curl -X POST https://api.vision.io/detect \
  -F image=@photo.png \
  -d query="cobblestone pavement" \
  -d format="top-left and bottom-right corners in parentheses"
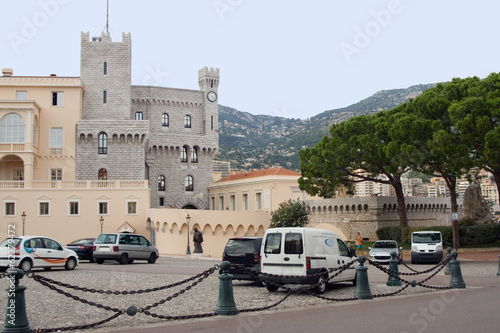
top-left (0, 254), bottom-right (498, 333)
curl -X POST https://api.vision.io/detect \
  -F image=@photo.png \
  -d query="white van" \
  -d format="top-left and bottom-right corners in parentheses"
top-left (410, 231), bottom-right (443, 264)
top-left (259, 227), bottom-right (357, 293)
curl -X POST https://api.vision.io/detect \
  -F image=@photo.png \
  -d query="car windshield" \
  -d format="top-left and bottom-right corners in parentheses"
top-left (373, 241), bottom-right (397, 249)
top-left (0, 238), bottom-right (21, 247)
top-left (68, 239), bottom-right (93, 245)
top-left (225, 239), bottom-right (256, 255)
top-left (413, 233), bottom-right (441, 244)
top-left (96, 234), bottom-right (117, 244)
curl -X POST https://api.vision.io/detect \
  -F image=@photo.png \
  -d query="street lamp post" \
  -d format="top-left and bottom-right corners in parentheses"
top-left (21, 211), bottom-right (26, 236)
top-left (99, 216), bottom-right (104, 234)
top-left (186, 214), bottom-right (191, 255)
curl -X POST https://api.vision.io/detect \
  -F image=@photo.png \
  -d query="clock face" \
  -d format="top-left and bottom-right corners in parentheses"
top-left (207, 91), bottom-right (217, 102)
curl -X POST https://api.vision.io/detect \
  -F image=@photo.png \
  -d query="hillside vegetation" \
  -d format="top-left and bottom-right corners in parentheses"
top-left (216, 83), bottom-right (436, 171)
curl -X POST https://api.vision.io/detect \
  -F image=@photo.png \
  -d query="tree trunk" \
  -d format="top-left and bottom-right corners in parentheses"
top-left (392, 177), bottom-right (408, 231)
top-left (492, 170), bottom-right (500, 207)
top-left (445, 176), bottom-right (461, 248)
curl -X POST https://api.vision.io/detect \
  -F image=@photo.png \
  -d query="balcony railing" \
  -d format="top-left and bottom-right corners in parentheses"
top-left (0, 143), bottom-right (38, 154)
top-left (0, 180), bottom-right (148, 189)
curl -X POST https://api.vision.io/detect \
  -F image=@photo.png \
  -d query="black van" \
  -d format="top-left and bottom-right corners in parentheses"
top-left (221, 237), bottom-right (264, 286)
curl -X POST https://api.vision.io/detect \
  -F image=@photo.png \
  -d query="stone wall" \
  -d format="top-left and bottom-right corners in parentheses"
top-left (306, 196), bottom-right (462, 241)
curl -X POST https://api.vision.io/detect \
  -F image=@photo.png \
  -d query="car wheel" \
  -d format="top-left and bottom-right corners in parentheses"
top-left (20, 259), bottom-right (32, 273)
top-left (313, 274), bottom-right (327, 294)
top-left (265, 282), bottom-right (279, 292)
top-left (147, 253), bottom-right (157, 264)
top-left (96, 258), bottom-right (104, 264)
top-left (127, 260), bottom-right (134, 264)
top-left (0, 267), bottom-right (7, 272)
top-left (255, 278), bottom-right (266, 287)
top-left (119, 253), bottom-right (129, 265)
top-left (65, 257), bottom-right (77, 270)
top-left (352, 273), bottom-right (357, 286)
top-left (89, 257), bottom-right (96, 263)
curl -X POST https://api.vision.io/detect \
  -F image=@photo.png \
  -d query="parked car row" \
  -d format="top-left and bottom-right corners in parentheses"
top-left (220, 229), bottom-right (445, 294)
top-left (0, 232), bottom-right (159, 272)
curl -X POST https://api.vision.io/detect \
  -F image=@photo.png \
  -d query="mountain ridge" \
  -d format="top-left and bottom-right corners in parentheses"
top-left (217, 83), bottom-right (436, 171)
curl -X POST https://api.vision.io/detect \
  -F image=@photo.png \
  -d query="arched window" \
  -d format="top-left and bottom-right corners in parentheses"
top-left (98, 132), bottom-right (108, 154)
top-left (185, 175), bottom-right (193, 191)
top-left (162, 113), bottom-right (169, 127)
top-left (98, 168), bottom-right (107, 180)
top-left (181, 146), bottom-right (188, 163)
top-left (158, 175), bottom-right (165, 191)
top-left (103, 62), bottom-right (107, 75)
top-left (191, 147), bottom-right (198, 163)
top-left (184, 115), bottom-right (191, 128)
top-left (0, 113), bottom-right (25, 142)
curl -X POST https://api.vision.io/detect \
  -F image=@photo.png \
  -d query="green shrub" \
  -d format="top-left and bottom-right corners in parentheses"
top-left (376, 226), bottom-right (403, 242)
top-left (458, 224), bottom-right (499, 245)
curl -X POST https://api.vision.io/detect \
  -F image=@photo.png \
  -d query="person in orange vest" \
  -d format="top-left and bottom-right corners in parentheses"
top-left (355, 232), bottom-right (364, 256)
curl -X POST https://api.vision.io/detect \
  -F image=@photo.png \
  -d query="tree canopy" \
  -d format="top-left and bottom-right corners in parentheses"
top-left (270, 199), bottom-right (309, 228)
top-left (299, 112), bottom-right (412, 229)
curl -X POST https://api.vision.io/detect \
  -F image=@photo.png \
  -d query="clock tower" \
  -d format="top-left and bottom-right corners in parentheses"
top-left (198, 67), bottom-right (220, 136)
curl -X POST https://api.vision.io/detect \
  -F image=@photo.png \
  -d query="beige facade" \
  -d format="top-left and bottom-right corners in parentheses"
top-left (207, 167), bottom-right (313, 213)
top-left (146, 209), bottom-right (270, 258)
top-left (0, 73), bottom-right (83, 185)
top-left (2, 181), bottom-right (150, 245)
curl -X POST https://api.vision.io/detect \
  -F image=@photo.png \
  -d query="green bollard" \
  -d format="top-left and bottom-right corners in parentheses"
top-left (449, 251), bottom-right (466, 289)
top-left (215, 261), bottom-right (238, 315)
top-left (444, 247), bottom-right (452, 275)
top-left (386, 251), bottom-right (402, 287)
top-left (2, 269), bottom-right (31, 333)
top-left (354, 256), bottom-right (372, 300)
top-left (497, 255), bottom-right (500, 276)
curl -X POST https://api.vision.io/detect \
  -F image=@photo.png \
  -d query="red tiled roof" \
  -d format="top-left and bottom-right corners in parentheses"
top-left (217, 167), bottom-right (300, 182)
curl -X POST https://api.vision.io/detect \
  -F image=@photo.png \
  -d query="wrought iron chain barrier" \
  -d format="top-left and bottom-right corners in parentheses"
top-left (32, 313), bottom-right (123, 333)
top-left (26, 265), bottom-right (220, 332)
top-left (399, 256), bottom-right (449, 274)
top-left (369, 257), bottom-right (454, 290)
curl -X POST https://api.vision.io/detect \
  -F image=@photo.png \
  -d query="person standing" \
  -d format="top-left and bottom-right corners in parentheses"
top-left (356, 232), bottom-right (363, 256)
top-left (193, 227), bottom-right (204, 253)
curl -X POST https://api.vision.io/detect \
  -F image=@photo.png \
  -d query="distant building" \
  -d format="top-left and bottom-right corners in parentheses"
top-left (208, 167), bottom-right (315, 212)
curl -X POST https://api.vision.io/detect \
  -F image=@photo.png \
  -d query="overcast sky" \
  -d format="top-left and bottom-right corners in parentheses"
top-left (1, 0), bottom-right (499, 119)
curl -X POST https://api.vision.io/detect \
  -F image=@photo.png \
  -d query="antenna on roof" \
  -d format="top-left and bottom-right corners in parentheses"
top-left (105, 0), bottom-right (109, 34)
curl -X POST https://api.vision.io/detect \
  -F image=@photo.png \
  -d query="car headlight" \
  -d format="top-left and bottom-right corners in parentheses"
top-left (411, 246), bottom-right (418, 252)
top-left (435, 245), bottom-right (442, 252)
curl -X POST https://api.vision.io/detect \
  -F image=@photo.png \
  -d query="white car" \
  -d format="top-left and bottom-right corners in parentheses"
top-left (368, 240), bottom-right (402, 264)
top-left (0, 236), bottom-right (79, 272)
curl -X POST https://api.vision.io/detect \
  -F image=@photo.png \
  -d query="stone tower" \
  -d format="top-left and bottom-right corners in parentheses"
top-left (76, 32), bottom-right (148, 181)
top-left (198, 67), bottom-right (220, 138)
top-left (80, 32), bottom-right (131, 120)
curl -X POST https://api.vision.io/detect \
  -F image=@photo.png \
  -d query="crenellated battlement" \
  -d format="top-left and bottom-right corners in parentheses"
top-left (198, 67), bottom-right (220, 78)
top-left (198, 67), bottom-right (220, 91)
top-left (80, 31), bottom-right (131, 44)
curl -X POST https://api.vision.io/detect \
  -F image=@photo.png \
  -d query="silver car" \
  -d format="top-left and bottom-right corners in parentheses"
top-left (93, 233), bottom-right (159, 264)
top-left (368, 240), bottom-right (402, 263)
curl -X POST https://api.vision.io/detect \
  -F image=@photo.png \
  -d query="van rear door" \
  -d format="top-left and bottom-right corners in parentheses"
top-left (262, 232), bottom-right (284, 275)
top-left (282, 232), bottom-right (305, 276)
